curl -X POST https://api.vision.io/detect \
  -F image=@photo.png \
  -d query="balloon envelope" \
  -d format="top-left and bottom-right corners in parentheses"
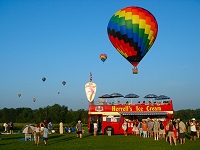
top-left (18, 94), bottom-right (21, 97)
top-left (62, 81), bottom-right (66, 85)
top-left (42, 77), bottom-right (46, 82)
top-left (100, 54), bottom-right (107, 62)
top-left (107, 6), bottom-right (158, 67)
top-left (32, 98), bottom-right (36, 102)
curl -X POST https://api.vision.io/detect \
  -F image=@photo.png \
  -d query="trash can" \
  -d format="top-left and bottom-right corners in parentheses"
top-left (107, 131), bottom-right (111, 136)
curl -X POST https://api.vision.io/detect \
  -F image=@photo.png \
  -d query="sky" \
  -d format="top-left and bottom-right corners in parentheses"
top-left (0, 0), bottom-right (200, 111)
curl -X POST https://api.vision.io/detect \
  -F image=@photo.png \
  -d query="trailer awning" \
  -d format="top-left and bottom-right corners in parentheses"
top-left (119, 112), bottom-right (167, 116)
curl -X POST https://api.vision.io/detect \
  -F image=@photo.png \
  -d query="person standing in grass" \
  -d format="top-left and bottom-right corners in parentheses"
top-left (9, 122), bottom-right (14, 134)
top-left (178, 118), bottom-right (186, 144)
top-left (159, 121), bottom-right (165, 139)
top-left (166, 120), bottom-right (176, 146)
top-left (42, 125), bottom-right (49, 146)
top-left (190, 118), bottom-right (197, 141)
top-left (59, 120), bottom-right (63, 134)
top-left (93, 121), bottom-right (98, 136)
top-left (153, 119), bottom-right (160, 140)
top-left (3, 123), bottom-right (8, 133)
top-left (138, 120), bottom-right (143, 137)
top-left (122, 120), bottom-right (128, 136)
top-left (35, 124), bottom-right (41, 145)
top-left (196, 121), bottom-right (200, 138)
top-left (76, 120), bottom-right (83, 138)
top-left (142, 120), bottom-right (148, 138)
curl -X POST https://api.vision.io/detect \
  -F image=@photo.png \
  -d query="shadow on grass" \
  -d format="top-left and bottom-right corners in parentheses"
top-left (48, 134), bottom-right (66, 139)
top-left (48, 134), bottom-right (92, 145)
top-left (185, 132), bottom-right (191, 140)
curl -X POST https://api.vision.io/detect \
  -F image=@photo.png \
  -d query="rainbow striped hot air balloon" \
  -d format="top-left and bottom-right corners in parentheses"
top-left (107, 6), bottom-right (158, 74)
top-left (100, 54), bottom-right (107, 63)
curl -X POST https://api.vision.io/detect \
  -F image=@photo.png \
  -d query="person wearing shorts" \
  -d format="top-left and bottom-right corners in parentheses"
top-left (166, 120), bottom-right (176, 146)
top-left (42, 125), bottom-right (49, 146)
top-left (190, 119), bottom-right (197, 141)
top-left (153, 119), bottom-right (160, 140)
top-left (35, 124), bottom-right (41, 145)
top-left (76, 120), bottom-right (83, 138)
top-left (178, 119), bottom-right (186, 144)
top-left (159, 121), bottom-right (165, 139)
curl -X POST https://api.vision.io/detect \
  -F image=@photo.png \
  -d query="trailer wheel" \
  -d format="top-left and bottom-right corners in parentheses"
top-left (104, 126), bottom-right (114, 135)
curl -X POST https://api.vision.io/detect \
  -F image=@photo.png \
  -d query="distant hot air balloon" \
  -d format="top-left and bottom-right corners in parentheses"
top-left (62, 81), bottom-right (66, 85)
top-left (18, 94), bottom-right (21, 97)
top-left (107, 6), bottom-right (158, 74)
top-left (32, 98), bottom-right (36, 102)
top-left (42, 77), bottom-right (46, 82)
top-left (58, 92), bottom-right (60, 94)
top-left (100, 54), bottom-right (107, 63)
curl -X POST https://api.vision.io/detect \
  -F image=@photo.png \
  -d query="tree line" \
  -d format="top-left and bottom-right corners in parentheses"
top-left (0, 104), bottom-right (87, 126)
top-left (0, 104), bottom-right (199, 125)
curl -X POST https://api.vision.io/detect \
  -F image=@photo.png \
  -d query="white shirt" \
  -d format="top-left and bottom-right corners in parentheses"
top-left (94, 123), bottom-right (98, 129)
top-left (190, 123), bottom-right (196, 132)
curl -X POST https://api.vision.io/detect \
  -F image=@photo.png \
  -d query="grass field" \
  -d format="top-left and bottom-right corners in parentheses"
top-left (0, 131), bottom-right (200, 150)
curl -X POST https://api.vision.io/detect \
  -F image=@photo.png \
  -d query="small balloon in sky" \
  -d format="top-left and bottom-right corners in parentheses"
top-left (18, 94), bottom-right (21, 97)
top-left (32, 98), bottom-right (36, 102)
top-left (100, 54), bottom-right (107, 63)
top-left (62, 81), bottom-right (66, 85)
top-left (42, 77), bottom-right (46, 82)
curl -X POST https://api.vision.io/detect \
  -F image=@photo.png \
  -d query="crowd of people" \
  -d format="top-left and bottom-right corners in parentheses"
top-left (1, 117), bottom-right (199, 147)
top-left (122, 117), bottom-right (199, 146)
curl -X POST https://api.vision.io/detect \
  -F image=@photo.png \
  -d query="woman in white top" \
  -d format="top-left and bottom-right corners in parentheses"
top-left (122, 120), bottom-right (128, 136)
top-left (190, 119), bottom-right (197, 141)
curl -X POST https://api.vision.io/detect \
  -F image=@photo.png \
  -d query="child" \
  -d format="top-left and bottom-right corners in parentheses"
top-left (82, 127), bottom-right (85, 134)
top-left (42, 125), bottom-right (49, 146)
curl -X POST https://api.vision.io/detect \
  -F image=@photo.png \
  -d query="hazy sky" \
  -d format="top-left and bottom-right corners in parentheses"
top-left (1, 0), bottom-right (200, 111)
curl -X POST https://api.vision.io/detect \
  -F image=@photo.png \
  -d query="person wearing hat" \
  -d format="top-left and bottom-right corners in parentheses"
top-left (190, 118), bottom-right (197, 141)
top-left (76, 120), bottom-right (83, 138)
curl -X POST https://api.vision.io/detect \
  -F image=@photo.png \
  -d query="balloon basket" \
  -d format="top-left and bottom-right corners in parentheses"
top-left (132, 68), bottom-right (138, 74)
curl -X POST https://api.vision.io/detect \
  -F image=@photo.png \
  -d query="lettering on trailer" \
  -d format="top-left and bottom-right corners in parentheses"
top-left (111, 106), bottom-right (162, 112)
top-left (136, 106), bottom-right (161, 111)
top-left (112, 106), bottom-right (132, 112)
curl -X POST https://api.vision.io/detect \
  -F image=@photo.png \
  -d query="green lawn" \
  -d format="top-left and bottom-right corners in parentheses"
top-left (0, 132), bottom-right (200, 150)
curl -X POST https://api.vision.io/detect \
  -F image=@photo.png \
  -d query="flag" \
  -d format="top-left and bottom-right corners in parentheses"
top-left (90, 72), bottom-right (92, 82)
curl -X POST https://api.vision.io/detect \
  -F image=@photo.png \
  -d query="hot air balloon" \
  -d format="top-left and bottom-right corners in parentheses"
top-left (32, 98), bottom-right (36, 102)
top-left (18, 94), bottom-right (21, 97)
top-left (100, 54), bottom-right (107, 63)
top-left (62, 81), bottom-right (66, 85)
top-left (42, 77), bottom-right (46, 82)
top-left (58, 92), bottom-right (60, 94)
top-left (107, 6), bottom-right (158, 74)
